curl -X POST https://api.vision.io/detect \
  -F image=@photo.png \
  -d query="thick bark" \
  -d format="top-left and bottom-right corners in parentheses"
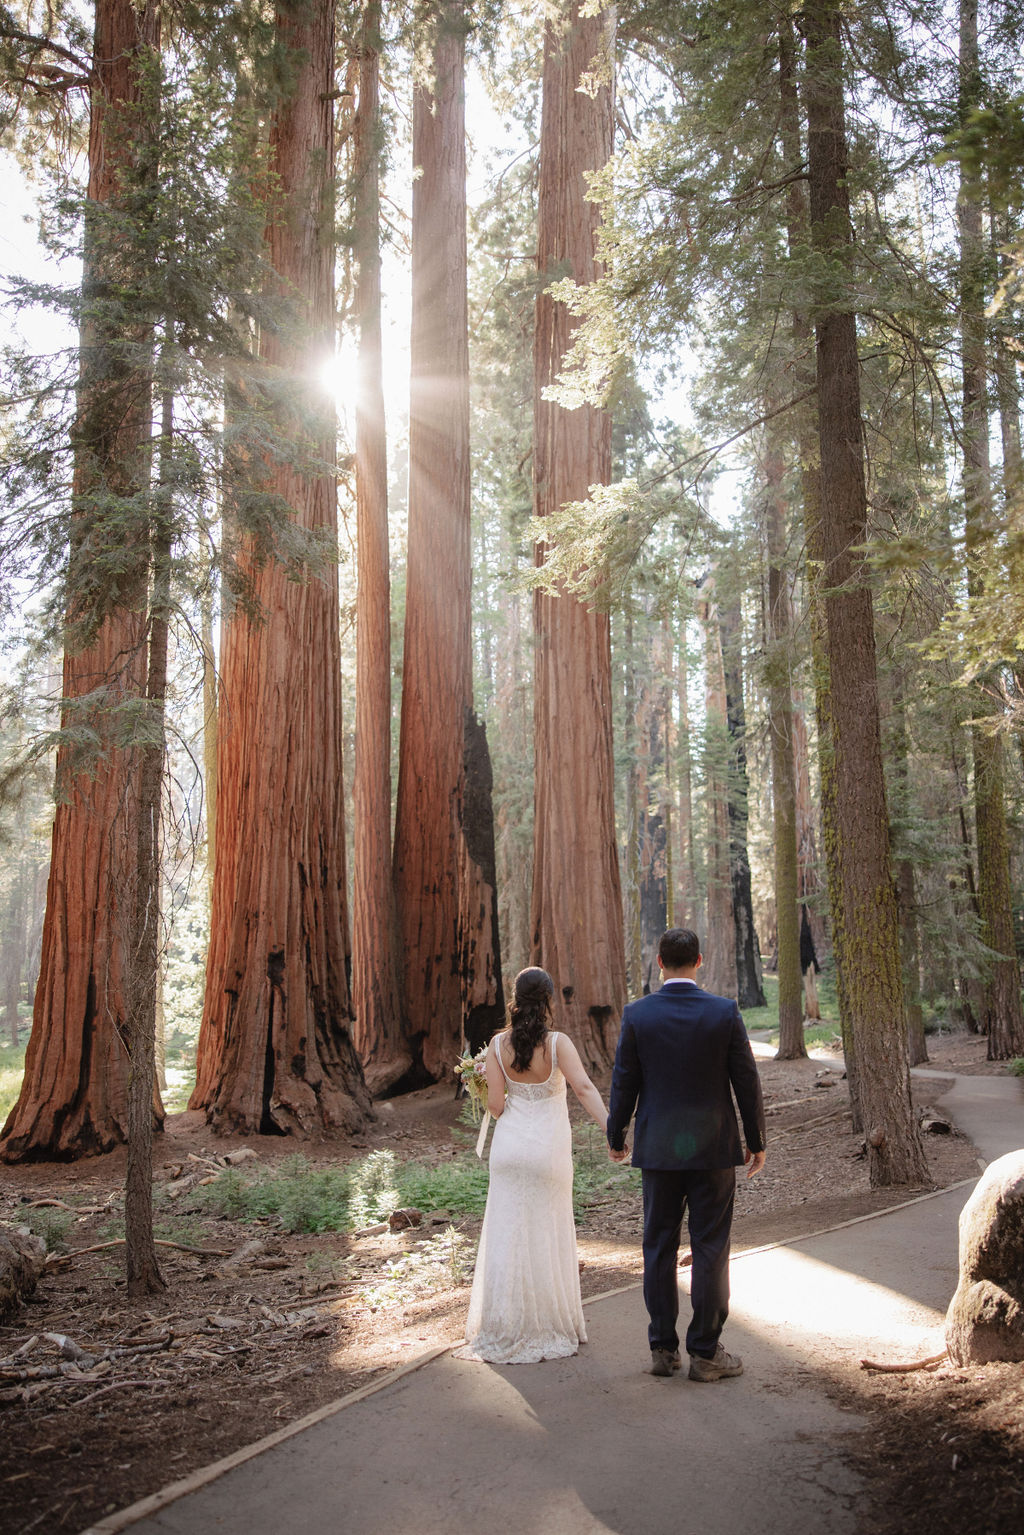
top-left (698, 586), bottom-right (736, 1000)
top-left (957, 0), bottom-right (1024, 1061)
top-left (805, 0), bottom-right (927, 1185)
top-left (193, 0), bottom-right (370, 1136)
top-left (530, 0), bottom-right (625, 1068)
top-left (720, 592), bottom-right (765, 1009)
top-left (763, 436), bottom-right (806, 1058)
top-left (200, 593), bottom-right (217, 909)
top-left (1, 0), bottom-right (162, 1163)
top-left (350, 3), bottom-right (407, 1095)
top-left (394, 2), bottom-right (502, 1083)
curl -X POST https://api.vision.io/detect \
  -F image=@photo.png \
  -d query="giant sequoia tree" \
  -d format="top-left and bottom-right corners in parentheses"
top-left (530, 0), bottom-right (625, 1068)
top-left (191, 0), bottom-right (370, 1135)
top-left (393, 0), bottom-right (503, 1084)
top-left (2, 0), bottom-right (162, 1163)
top-left (349, 0), bottom-right (406, 1093)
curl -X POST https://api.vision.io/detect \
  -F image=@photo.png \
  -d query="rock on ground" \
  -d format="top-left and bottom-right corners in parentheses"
top-left (946, 1149), bottom-right (1024, 1365)
top-left (0, 1228), bottom-right (46, 1322)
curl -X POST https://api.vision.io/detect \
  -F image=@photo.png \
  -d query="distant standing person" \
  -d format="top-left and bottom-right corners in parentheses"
top-left (607, 928), bottom-right (766, 1380)
top-left (460, 967), bottom-right (610, 1363)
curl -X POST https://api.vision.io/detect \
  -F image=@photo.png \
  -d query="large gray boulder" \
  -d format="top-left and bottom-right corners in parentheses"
top-left (0, 1227), bottom-right (46, 1322)
top-left (945, 1149), bottom-right (1024, 1365)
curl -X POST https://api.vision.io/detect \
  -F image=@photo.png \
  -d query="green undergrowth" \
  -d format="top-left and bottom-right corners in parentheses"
top-left (0, 1040), bottom-right (28, 1125)
top-left (757, 1023), bottom-right (844, 1051)
top-left (194, 1128), bottom-right (640, 1237)
top-left (1009, 1058), bottom-right (1024, 1078)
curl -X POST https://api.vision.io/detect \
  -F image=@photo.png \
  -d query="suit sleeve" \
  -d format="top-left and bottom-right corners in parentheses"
top-left (728, 1007), bottom-right (766, 1154)
top-left (607, 1011), bottom-right (640, 1151)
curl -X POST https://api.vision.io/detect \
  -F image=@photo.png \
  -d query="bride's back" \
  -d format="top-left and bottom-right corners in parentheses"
top-left (496, 1028), bottom-right (555, 1084)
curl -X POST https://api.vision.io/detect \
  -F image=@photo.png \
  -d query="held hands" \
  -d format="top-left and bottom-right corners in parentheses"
top-left (608, 1144), bottom-right (629, 1163)
top-left (744, 1147), bottom-right (766, 1179)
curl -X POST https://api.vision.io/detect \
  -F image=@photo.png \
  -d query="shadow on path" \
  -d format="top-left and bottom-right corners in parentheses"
top-left (87, 1071), bottom-right (1023, 1535)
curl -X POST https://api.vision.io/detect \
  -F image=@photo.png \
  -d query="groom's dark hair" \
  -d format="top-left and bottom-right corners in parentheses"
top-left (658, 928), bottom-right (701, 969)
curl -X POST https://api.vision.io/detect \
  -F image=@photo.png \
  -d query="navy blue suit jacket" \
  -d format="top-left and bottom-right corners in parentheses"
top-left (607, 981), bottom-right (766, 1170)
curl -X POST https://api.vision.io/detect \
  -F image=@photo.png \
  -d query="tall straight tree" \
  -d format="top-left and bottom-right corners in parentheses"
top-left (2, 0), bottom-right (162, 1163)
top-left (720, 586), bottom-right (765, 1009)
top-left (957, 0), bottom-right (1024, 1060)
top-left (349, 0), bottom-right (407, 1093)
top-left (531, 0), bottom-right (625, 1067)
top-left (192, 0), bottom-right (370, 1135)
top-left (804, 0), bottom-right (926, 1184)
top-left (394, 0), bottom-right (503, 1083)
top-left (698, 581), bottom-right (735, 998)
top-left (763, 432), bottom-right (806, 1059)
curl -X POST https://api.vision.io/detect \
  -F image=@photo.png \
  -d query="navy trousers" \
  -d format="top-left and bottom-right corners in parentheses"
top-left (641, 1165), bottom-right (736, 1358)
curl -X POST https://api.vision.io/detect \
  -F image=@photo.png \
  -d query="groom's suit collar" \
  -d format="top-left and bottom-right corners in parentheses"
top-left (659, 977), bottom-right (698, 987)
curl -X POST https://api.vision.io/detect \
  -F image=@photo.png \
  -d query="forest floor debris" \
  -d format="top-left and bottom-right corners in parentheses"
top-left (0, 1027), bottom-right (1018, 1535)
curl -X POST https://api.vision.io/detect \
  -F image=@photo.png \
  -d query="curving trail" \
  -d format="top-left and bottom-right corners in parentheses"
top-left (85, 1069), bottom-right (1023, 1535)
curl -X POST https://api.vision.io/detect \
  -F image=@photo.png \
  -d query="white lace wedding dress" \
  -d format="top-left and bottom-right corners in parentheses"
top-left (460, 1031), bottom-right (587, 1364)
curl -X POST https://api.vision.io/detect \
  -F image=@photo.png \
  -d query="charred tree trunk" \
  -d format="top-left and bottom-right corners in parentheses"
top-left (720, 591), bottom-right (765, 1009)
top-left (460, 710), bottom-right (505, 1053)
top-left (805, 0), bottom-right (927, 1184)
top-left (1, 0), bottom-right (162, 1163)
top-left (530, 0), bottom-right (625, 1067)
top-left (192, 0), bottom-right (371, 1136)
top-left (350, 2), bottom-right (407, 1095)
top-left (957, 0), bottom-right (1024, 1061)
top-left (698, 583), bottom-right (736, 999)
top-left (394, 1), bottom-right (502, 1083)
top-left (763, 434), bottom-right (806, 1058)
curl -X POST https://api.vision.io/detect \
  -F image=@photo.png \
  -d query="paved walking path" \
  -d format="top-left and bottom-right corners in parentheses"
top-left (86, 1067), bottom-right (1023, 1535)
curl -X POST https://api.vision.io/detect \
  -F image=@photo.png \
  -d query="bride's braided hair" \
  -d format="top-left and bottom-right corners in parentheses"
top-left (508, 967), bottom-right (554, 1072)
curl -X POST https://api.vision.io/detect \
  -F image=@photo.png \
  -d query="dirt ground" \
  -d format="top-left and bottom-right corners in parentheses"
top-left (0, 1028), bottom-right (1019, 1535)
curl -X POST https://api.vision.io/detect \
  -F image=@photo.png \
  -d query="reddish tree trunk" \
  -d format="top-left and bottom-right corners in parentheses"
top-left (1, 0), bottom-right (162, 1163)
top-left (394, 2), bottom-right (503, 1083)
top-left (805, 0), bottom-right (927, 1185)
top-left (350, 2), bottom-right (407, 1095)
top-left (192, 0), bottom-right (370, 1136)
top-left (530, 0), bottom-right (625, 1069)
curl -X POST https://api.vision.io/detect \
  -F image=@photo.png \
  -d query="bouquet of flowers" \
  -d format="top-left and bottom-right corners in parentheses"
top-left (454, 1044), bottom-right (490, 1122)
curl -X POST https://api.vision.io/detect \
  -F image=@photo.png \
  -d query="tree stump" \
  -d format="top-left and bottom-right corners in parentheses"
top-left (946, 1150), bottom-right (1024, 1365)
top-left (0, 1229), bottom-right (46, 1321)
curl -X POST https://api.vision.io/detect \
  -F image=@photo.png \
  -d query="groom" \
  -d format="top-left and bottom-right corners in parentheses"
top-left (607, 928), bottom-right (766, 1381)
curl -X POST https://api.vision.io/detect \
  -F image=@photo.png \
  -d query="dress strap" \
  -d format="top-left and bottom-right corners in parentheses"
top-left (492, 1033), bottom-right (512, 1083)
top-left (550, 1031), bottom-right (559, 1072)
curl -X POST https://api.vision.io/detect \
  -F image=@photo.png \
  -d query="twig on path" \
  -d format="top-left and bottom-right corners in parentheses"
top-left (72, 1378), bottom-right (164, 1408)
top-left (772, 1107), bottom-right (850, 1139)
top-left (860, 1350), bottom-right (948, 1372)
top-left (49, 1237), bottom-right (229, 1262)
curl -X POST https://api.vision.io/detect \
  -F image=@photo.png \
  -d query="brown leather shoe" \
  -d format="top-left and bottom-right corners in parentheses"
top-left (688, 1344), bottom-right (743, 1382)
top-left (649, 1348), bottom-right (682, 1376)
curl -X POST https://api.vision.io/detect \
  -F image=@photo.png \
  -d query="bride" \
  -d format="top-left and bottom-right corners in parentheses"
top-left (461, 967), bottom-right (612, 1364)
